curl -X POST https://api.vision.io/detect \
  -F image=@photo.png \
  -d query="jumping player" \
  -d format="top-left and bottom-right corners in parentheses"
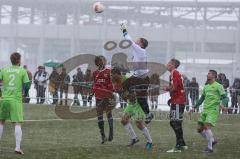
top-left (120, 23), bottom-right (153, 124)
top-left (0, 52), bottom-right (30, 155)
top-left (111, 68), bottom-right (153, 150)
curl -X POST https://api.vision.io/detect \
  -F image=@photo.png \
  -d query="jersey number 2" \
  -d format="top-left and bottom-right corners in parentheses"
top-left (9, 74), bottom-right (16, 86)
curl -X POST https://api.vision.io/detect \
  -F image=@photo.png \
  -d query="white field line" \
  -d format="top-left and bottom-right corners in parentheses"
top-left (23, 118), bottom-right (234, 126)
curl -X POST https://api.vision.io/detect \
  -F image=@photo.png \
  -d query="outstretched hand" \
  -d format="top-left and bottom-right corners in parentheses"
top-left (120, 23), bottom-right (127, 32)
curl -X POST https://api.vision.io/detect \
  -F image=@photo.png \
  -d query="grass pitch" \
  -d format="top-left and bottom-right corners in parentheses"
top-left (0, 104), bottom-right (240, 159)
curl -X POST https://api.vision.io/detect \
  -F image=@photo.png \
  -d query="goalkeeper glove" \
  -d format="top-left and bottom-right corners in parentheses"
top-left (120, 23), bottom-right (127, 34)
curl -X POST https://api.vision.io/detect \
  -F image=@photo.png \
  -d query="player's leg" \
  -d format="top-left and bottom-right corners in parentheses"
top-left (64, 89), bottom-right (68, 105)
top-left (10, 100), bottom-right (24, 154)
top-left (106, 102), bottom-right (113, 142)
top-left (14, 122), bottom-right (24, 155)
top-left (96, 99), bottom-right (106, 144)
top-left (42, 87), bottom-right (46, 104)
top-left (167, 104), bottom-right (187, 153)
top-left (123, 76), bottom-right (153, 122)
top-left (137, 97), bottom-right (153, 124)
top-left (202, 123), bottom-right (216, 153)
top-left (39, 85), bottom-right (44, 104)
top-left (0, 120), bottom-right (5, 139)
top-left (36, 85), bottom-right (40, 104)
top-left (59, 88), bottom-right (63, 105)
top-left (135, 120), bottom-right (153, 150)
top-left (197, 123), bottom-right (206, 139)
top-left (121, 113), bottom-right (138, 146)
top-left (203, 110), bottom-right (218, 153)
top-left (0, 100), bottom-right (10, 139)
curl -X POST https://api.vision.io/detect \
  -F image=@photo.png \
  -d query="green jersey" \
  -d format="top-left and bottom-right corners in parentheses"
top-left (0, 65), bottom-right (29, 101)
top-left (202, 81), bottom-right (225, 111)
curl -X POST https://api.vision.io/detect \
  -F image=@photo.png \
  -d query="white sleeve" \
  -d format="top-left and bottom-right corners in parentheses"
top-left (124, 33), bottom-right (145, 57)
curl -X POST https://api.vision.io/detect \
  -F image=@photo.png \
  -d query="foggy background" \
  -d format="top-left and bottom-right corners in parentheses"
top-left (0, 0), bottom-right (240, 86)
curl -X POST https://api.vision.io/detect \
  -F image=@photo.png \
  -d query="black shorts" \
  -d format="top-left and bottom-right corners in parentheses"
top-left (170, 104), bottom-right (185, 121)
top-left (96, 98), bottom-right (114, 116)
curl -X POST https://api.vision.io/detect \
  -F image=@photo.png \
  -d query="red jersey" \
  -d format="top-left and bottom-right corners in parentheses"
top-left (92, 68), bottom-right (113, 99)
top-left (169, 69), bottom-right (186, 105)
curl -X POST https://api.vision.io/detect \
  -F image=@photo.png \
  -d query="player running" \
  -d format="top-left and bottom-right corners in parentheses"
top-left (191, 70), bottom-right (228, 153)
top-left (111, 68), bottom-right (153, 150)
top-left (88, 55), bottom-right (115, 144)
top-left (164, 58), bottom-right (188, 153)
top-left (0, 52), bottom-right (30, 155)
top-left (120, 23), bottom-right (153, 124)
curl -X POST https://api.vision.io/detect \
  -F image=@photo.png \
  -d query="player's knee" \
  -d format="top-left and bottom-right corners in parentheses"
top-left (121, 119), bottom-right (128, 125)
top-left (135, 121), bottom-right (144, 130)
top-left (170, 120), bottom-right (182, 130)
top-left (107, 113), bottom-right (113, 119)
top-left (121, 117), bottom-right (128, 125)
top-left (203, 124), bottom-right (210, 130)
top-left (97, 115), bottom-right (103, 122)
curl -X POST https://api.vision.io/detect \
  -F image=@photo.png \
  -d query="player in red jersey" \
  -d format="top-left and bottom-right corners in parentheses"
top-left (164, 58), bottom-right (188, 153)
top-left (88, 55), bottom-right (115, 144)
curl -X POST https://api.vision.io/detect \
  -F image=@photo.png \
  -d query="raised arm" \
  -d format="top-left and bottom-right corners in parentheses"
top-left (120, 23), bottom-right (145, 56)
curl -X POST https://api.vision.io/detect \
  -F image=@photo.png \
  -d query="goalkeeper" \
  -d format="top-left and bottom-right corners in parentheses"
top-left (111, 68), bottom-right (153, 150)
top-left (191, 70), bottom-right (229, 153)
top-left (120, 23), bottom-right (153, 124)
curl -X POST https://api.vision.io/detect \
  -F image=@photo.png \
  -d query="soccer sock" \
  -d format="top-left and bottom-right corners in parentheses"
top-left (107, 115), bottom-right (113, 137)
top-left (124, 123), bottom-right (137, 139)
top-left (15, 124), bottom-right (22, 150)
top-left (141, 127), bottom-right (152, 143)
top-left (0, 124), bottom-right (3, 139)
top-left (200, 130), bottom-right (207, 139)
top-left (205, 129), bottom-right (214, 150)
top-left (98, 120), bottom-right (105, 137)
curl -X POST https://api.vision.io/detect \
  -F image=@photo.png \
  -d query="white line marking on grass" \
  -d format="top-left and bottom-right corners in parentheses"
top-left (23, 118), bottom-right (234, 126)
top-left (24, 119), bottom-right (63, 122)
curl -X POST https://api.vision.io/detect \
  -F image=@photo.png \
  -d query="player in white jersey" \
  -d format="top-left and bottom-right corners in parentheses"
top-left (120, 23), bottom-right (153, 124)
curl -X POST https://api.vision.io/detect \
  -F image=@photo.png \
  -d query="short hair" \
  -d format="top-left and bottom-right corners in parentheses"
top-left (10, 52), bottom-right (21, 65)
top-left (170, 58), bottom-right (180, 69)
top-left (94, 55), bottom-right (106, 66)
top-left (140, 38), bottom-right (148, 49)
top-left (209, 70), bottom-right (218, 79)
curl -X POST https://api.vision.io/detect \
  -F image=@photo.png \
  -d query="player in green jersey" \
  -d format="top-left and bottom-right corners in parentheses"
top-left (111, 68), bottom-right (153, 150)
top-left (191, 70), bottom-right (228, 153)
top-left (0, 52), bottom-right (30, 155)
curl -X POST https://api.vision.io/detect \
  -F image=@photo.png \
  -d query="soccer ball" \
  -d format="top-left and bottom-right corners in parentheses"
top-left (93, 2), bottom-right (104, 13)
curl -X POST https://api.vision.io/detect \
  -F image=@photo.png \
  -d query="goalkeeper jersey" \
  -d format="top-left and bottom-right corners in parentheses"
top-left (123, 33), bottom-right (149, 77)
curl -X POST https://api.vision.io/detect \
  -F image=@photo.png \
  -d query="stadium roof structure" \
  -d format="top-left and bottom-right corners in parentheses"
top-left (0, 0), bottom-right (239, 84)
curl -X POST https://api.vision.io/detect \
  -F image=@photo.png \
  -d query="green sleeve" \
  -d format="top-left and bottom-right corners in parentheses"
top-left (23, 69), bottom-right (30, 84)
top-left (218, 84), bottom-right (225, 96)
top-left (221, 94), bottom-right (229, 107)
top-left (194, 95), bottom-right (205, 109)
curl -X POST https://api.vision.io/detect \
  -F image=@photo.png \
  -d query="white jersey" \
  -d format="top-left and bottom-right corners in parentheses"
top-left (124, 33), bottom-right (149, 77)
